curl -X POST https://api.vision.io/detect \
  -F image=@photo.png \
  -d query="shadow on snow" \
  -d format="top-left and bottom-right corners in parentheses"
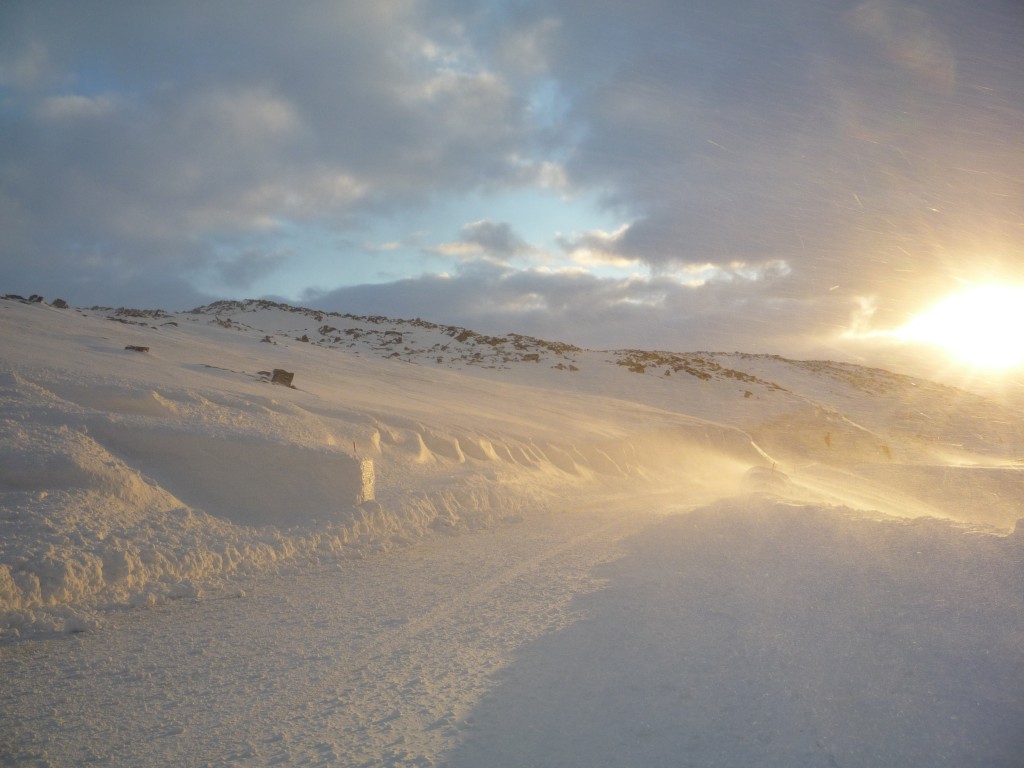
top-left (443, 500), bottom-right (1024, 768)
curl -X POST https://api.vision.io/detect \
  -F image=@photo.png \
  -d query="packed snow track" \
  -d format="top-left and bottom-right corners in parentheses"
top-left (3, 493), bottom-right (1021, 767)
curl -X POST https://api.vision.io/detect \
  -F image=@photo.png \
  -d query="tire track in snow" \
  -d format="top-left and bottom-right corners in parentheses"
top-left (357, 502), bottom-right (641, 666)
top-left (1, 493), bottom-right (675, 767)
top-left (310, 497), bottom-right (658, 767)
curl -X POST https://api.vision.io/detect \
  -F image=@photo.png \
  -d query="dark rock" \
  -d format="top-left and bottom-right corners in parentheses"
top-left (271, 369), bottom-right (295, 387)
top-left (28, 294), bottom-right (44, 303)
top-left (125, 345), bottom-right (150, 353)
top-left (51, 298), bottom-right (69, 309)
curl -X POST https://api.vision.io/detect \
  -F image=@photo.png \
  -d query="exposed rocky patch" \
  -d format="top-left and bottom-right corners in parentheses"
top-left (611, 350), bottom-right (787, 390)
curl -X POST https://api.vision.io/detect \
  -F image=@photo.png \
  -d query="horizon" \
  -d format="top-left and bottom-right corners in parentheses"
top-left (7, 291), bottom-right (1024, 400)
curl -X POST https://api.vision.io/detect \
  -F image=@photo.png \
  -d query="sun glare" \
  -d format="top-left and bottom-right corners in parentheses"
top-left (893, 285), bottom-right (1024, 370)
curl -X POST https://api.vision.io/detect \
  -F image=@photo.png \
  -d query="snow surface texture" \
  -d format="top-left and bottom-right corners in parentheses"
top-left (2, 296), bottom-right (1023, 766)
top-left (0, 298), bottom-right (783, 635)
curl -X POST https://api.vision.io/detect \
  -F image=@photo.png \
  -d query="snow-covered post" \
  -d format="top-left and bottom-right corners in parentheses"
top-left (356, 457), bottom-right (375, 504)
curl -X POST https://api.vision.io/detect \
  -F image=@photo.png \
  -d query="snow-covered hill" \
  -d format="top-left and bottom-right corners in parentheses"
top-left (2, 295), bottom-right (1022, 637)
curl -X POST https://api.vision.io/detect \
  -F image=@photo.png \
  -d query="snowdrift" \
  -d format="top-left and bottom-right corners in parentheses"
top-left (2, 296), bottom-right (1022, 637)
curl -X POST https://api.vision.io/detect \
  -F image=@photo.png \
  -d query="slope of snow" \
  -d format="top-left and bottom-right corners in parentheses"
top-left (3, 296), bottom-right (1023, 637)
top-left (2, 298), bottom-right (767, 636)
top-left (2, 295), bottom-right (1022, 766)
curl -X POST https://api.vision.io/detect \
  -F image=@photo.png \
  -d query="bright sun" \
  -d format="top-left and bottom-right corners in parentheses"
top-left (893, 285), bottom-right (1024, 370)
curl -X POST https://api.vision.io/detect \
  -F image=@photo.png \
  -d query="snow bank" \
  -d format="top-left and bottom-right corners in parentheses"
top-left (3, 297), bottom-right (1022, 639)
top-left (0, 310), bottom-right (755, 637)
top-left (0, 383), bottom-right (571, 637)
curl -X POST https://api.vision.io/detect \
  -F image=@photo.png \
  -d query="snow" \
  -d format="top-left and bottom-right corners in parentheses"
top-left (1, 296), bottom-right (1022, 766)
top-left (448, 501), bottom-right (1024, 768)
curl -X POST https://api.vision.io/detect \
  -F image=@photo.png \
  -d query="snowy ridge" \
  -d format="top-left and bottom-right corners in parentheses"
top-left (2, 296), bottom-right (1023, 638)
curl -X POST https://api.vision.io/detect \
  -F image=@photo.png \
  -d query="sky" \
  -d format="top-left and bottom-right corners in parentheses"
top-left (2, 0), bottom-right (1023, 367)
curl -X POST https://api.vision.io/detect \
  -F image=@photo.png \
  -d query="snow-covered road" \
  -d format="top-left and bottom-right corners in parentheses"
top-left (448, 501), bottom-right (1024, 768)
top-left (1, 495), bottom-right (656, 766)
top-left (3, 492), bottom-right (1021, 767)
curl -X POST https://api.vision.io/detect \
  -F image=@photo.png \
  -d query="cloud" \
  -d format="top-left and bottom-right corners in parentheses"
top-left (431, 220), bottom-right (533, 263)
top-left (35, 93), bottom-right (122, 120)
top-left (215, 248), bottom-right (293, 288)
top-left (557, 224), bottom-right (637, 267)
top-left (844, 0), bottom-right (956, 93)
top-left (496, 17), bottom-right (562, 78)
top-left (308, 258), bottom-right (802, 353)
top-left (531, 0), bottom-right (1024, 333)
top-left (0, 39), bottom-right (54, 89)
top-left (459, 220), bottom-right (530, 257)
top-left (0, 2), bottom-right (540, 306)
top-left (1, 0), bottom-right (1021, 361)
